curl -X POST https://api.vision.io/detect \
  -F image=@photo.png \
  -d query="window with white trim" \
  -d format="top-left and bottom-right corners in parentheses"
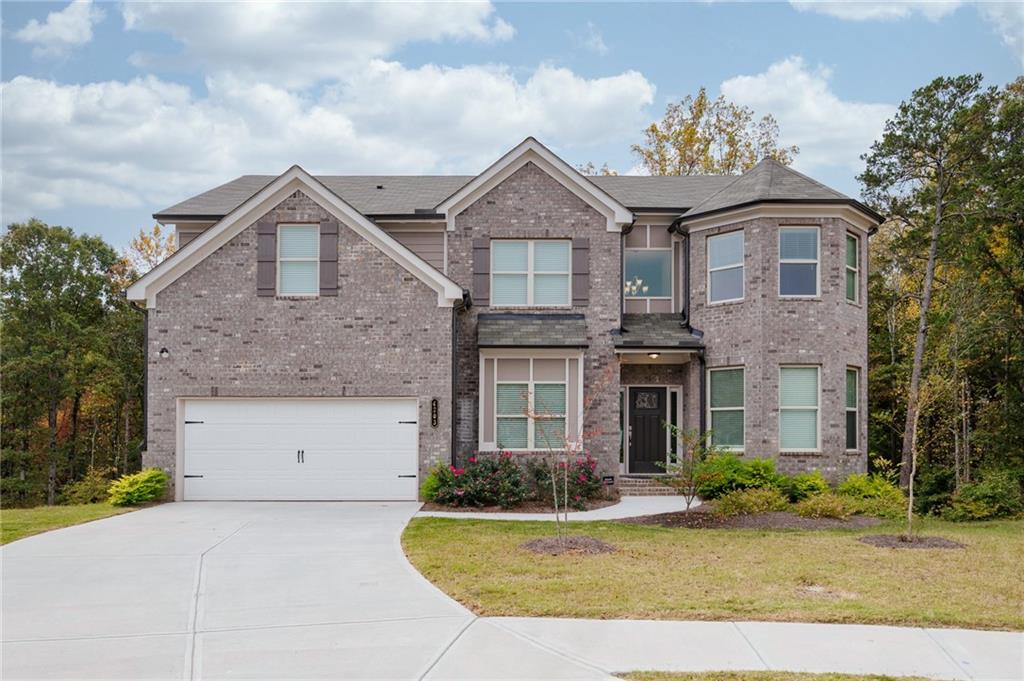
top-left (708, 231), bottom-right (744, 303)
top-left (493, 357), bottom-right (571, 450)
top-left (491, 240), bottom-right (570, 307)
top-left (278, 224), bottom-right (319, 296)
top-left (780, 366), bottom-right (820, 450)
top-left (845, 233), bottom-right (860, 303)
top-left (846, 367), bottom-right (859, 450)
top-left (708, 367), bottom-right (744, 449)
top-left (779, 227), bottom-right (819, 297)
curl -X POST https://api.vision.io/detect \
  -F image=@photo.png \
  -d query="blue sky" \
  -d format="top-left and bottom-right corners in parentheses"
top-left (2, 1), bottom-right (1021, 248)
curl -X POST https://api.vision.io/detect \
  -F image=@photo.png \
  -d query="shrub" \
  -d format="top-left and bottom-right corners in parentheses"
top-left (836, 472), bottom-right (905, 519)
top-left (795, 492), bottom-right (850, 519)
top-left (420, 465), bottom-right (444, 502)
top-left (107, 468), bottom-right (169, 506)
top-left (715, 487), bottom-right (789, 517)
top-left (527, 455), bottom-right (604, 510)
top-left (779, 471), bottom-right (830, 502)
top-left (61, 467), bottom-right (114, 505)
top-left (694, 454), bottom-right (784, 499)
top-left (941, 471), bottom-right (1024, 521)
top-left (433, 453), bottom-right (529, 508)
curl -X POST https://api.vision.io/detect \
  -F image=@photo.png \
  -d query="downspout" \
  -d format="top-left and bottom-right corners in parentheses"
top-left (698, 349), bottom-right (707, 437)
top-left (671, 217), bottom-right (706, 435)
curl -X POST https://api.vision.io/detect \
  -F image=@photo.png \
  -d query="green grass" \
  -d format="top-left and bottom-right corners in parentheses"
top-left (622, 673), bottom-right (928, 681)
top-left (1, 503), bottom-right (133, 544)
top-left (402, 517), bottom-right (1024, 630)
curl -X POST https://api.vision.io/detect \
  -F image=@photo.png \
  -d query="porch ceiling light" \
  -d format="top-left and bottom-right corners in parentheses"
top-left (647, 352), bottom-right (660, 359)
top-left (158, 347), bottom-right (170, 359)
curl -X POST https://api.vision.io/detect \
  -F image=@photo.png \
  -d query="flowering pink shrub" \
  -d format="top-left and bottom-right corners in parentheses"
top-left (429, 453), bottom-right (528, 508)
top-left (527, 454), bottom-right (604, 510)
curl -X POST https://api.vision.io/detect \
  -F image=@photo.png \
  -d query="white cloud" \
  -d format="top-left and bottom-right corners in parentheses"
top-left (568, 22), bottom-right (609, 55)
top-left (122, 1), bottom-right (516, 88)
top-left (720, 56), bottom-right (895, 175)
top-left (789, 1), bottom-right (962, 21)
top-left (14, 0), bottom-right (104, 57)
top-left (977, 2), bottom-right (1024, 66)
top-left (1, 64), bottom-right (654, 223)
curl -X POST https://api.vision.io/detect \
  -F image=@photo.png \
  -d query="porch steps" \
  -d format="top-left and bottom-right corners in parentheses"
top-left (618, 476), bottom-right (680, 496)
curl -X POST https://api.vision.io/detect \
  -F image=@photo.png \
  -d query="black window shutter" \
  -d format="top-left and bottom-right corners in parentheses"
top-left (572, 238), bottom-right (590, 306)
top-left (472, 237), bottom-right (490, 306)
top-left (256, 218), bottom-right (276, 297)
top-left (319, 218), bottom-right (339, 296)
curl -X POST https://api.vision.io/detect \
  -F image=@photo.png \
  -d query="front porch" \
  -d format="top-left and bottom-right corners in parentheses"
top-left (614, 313), bottom-right (704, 477)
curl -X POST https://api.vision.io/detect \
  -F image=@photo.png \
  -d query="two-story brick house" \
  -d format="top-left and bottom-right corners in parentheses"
top-left (127, 138), bottom-right (879, 501)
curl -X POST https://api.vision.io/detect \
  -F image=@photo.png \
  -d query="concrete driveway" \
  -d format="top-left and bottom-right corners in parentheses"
top-left (1, 503), bottom-right (488, 680)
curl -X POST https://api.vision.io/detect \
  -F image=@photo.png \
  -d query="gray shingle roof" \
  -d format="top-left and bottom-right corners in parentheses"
top-left (614, 314), bottom-right (704, 349)
top-left (477, 313), bottom-right (588, 348)
top-left (678, 158), bottom-right (879, 222)
top-left (152, 159), bottom-right (878, 223)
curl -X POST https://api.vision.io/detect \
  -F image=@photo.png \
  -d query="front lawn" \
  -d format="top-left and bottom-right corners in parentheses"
top-left (1, 503), bottom-right (132, 544)
top-left (402, 517), bottom-right (1023, 630)
top-left (623, 673), bottom-right (927, 681)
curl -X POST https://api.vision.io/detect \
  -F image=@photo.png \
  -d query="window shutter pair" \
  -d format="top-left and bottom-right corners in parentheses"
top-left (255, 217), bottom-right (339, 297)
top-left (472, 237), bottom-right (589, 306)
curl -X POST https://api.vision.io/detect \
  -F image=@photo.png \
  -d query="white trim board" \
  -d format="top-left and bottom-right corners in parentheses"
top-left (436, 137), bottom-right (634, 233)
top-left (127, 165), bottom-right (464, 308)
top-left (679, 203), bottom-right (879, 234)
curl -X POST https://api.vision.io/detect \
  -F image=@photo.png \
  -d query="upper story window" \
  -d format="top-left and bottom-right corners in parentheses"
top-left (624, 224), bottom-right (673, 311)
top-left (779, 226), bottom-right (819, 297)
top-left (277, 224), bottom-right (319, 296)
top-left (779, 365), bottom-right (820, 451)
top-left (491, 240), bottom-right (570, 307)
top-left (708, 367), bottom-right (744, 450)
top-left (845, 233), bottom-right (860, 303)
top-left (707, 230), bottom-right (744, 303)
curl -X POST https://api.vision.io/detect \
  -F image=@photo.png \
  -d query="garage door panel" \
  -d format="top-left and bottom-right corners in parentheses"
top-left (182, 399), bottom-right (419, 501)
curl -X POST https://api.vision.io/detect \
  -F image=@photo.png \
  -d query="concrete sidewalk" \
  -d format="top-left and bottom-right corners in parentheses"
top-left (417, 495), bottom-right (691, 521)
top-left (445, 617), bottom-right (1022, 681)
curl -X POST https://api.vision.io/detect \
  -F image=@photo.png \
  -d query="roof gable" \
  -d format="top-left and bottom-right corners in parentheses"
top-left (127, 166), bottom-right (464, 308)
top-left (435, 137), bottom-right (634, 232)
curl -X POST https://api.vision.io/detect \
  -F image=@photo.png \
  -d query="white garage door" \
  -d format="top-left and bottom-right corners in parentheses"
top-left (182, 399), bottom-right (419, 501)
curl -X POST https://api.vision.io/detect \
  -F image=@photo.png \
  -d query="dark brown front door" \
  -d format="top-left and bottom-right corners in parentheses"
top-left (628, 387), bottom-right (667, 474)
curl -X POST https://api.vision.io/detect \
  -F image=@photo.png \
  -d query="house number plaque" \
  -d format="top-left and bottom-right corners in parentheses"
top-left (430, 399), bottom-right (439, 428)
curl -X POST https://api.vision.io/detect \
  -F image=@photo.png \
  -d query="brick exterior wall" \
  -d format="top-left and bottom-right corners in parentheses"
top-left (144, 190), bottom-right (453, 493)
top-left (447, 162), bottom-right (622, 480)
top-left (685, 216), bottom-right (869, 480)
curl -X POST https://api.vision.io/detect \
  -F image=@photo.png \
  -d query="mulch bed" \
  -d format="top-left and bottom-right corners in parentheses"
top-left (421, 498), bottom-right (618, 514)
top-left (859, 534), bottom-right (965, 550)
top-left (620, 508), bottom-right (882, 530)
top-left (520, 535), bottom-right (617, 555)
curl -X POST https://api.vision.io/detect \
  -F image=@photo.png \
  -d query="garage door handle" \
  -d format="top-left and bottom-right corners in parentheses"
top-left (398, 420), bottom-right (417, 424)
top-left (397, 475), bottom-right (416, 478)
top-left (297, 449), bottom-right (305, 463)
top-left (184, 475), bottom-right (203, 479)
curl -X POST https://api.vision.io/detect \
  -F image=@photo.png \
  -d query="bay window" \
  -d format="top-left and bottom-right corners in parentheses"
top-left (780, 366), bottom-right (820, 450)
top-left (846, 233), bottom-right (860, 303)
top-left (779, 227), bottom-right (819, 297)
top-left (491, 240), bottom-right (570, 306)
top-left (708, 367), bottom-right (744, 449)
top-left (846, 367), bottom-right (859, 450)
top-left (707, 230), bottom-right (744, 303)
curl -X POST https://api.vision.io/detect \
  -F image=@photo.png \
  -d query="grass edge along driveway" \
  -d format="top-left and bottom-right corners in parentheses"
top-left (1, 503), bottom-right (133, 544)
top-left (402, 516), bottom-right (1023, 631)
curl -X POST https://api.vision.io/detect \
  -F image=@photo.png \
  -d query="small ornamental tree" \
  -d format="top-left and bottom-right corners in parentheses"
top-left (659, 426), bottom-right (724, 510)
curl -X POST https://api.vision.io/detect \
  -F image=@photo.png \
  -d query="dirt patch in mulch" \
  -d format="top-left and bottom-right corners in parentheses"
top-left (859, 534), bottom-right (966, 550)
top-left (421, 497), bottom-right (618, 514)
top-left (520, 535), bottom-right (617, 556)
top-left (620, 508), bottom-right (882, 530)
